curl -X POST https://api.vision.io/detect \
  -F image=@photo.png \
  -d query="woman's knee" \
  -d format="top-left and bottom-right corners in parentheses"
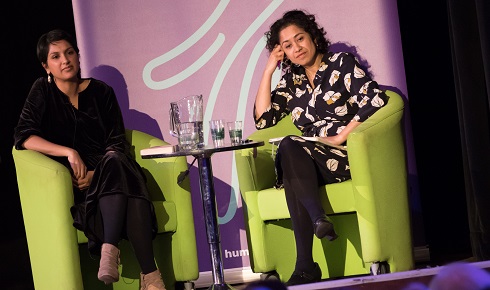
top-left (104, 150), bottom-right (125, 159)
top-left (277, 136), bottom-right (306, 159)
top-left (278, 136), bottom-right (302, 154)
top-left (102, 151), bottom-right (128, 166)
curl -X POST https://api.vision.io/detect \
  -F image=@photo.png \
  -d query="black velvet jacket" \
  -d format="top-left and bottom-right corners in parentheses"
top-left (14, 77), bottom-right (157, 255)
top-left (14, 77), bottom-right (129, 169)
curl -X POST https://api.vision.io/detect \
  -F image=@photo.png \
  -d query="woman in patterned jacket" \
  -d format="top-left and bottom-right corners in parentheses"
top-left (254, 9), bottom-right (388, 286)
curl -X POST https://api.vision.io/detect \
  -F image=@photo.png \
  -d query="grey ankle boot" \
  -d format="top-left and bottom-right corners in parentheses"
top-left (97, 243), bottom-right (120, 284)
top-left (140, 269), bottom-right (166, 290)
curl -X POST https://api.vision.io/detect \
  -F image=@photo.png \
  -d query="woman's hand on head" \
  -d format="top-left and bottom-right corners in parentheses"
top-left (255, 45), bottom-right (284, 117)
top-left (66, 149), bottom-right (87, 180)
top-left (265, 45), bottom-right (285, 74)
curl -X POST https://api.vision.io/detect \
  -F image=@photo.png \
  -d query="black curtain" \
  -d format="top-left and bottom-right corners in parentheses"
top-left (447, 0), bottom-right (490, 261)
top-left (1, 1), bottom-right (76, 288)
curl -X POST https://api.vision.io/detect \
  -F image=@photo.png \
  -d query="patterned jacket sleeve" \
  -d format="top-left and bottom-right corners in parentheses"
top-left (340, 52), bottom-right (388, 122)
top-left (253, 73), bottom-right (293, 130)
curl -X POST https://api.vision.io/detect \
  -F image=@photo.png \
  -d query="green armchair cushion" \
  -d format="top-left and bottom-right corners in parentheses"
top-left (256, 181), bottom-right (356, 221)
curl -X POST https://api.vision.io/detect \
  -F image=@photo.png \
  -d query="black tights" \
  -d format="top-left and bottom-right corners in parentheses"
top-left (99, 194), bottom-right (156, 274)
top-left (279, 137), bottom-right (328, 273)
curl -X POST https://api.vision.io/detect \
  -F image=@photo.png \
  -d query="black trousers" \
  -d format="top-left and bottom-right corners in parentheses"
top-left (278, 137), bottom-right (341, 272)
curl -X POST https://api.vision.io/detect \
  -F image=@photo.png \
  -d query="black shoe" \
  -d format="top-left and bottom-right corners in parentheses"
top-left (313, 215), bottom-right (338, 241)
top-left (285, 262), bottom-right (322, 286)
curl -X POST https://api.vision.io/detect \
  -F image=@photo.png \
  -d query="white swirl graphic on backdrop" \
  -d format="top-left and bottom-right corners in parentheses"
top-left (207, 1), bottom-right (282, 224)
top-left (142, 0), bottom-right (229, 89)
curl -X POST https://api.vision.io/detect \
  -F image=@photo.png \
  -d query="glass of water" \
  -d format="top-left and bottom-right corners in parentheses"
top-left (227, 121), bottom-right (243, 145)
top-left (177, 122), bottom-right (199, 150)
top-left (209, 119), bottom-right (225, 147)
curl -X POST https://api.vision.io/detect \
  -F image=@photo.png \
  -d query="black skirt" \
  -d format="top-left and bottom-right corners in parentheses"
top-left (70, 151), bottom-right (157, 256)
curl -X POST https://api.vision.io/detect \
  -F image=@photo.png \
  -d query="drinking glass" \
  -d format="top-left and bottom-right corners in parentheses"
top-left (227, 121), bottom-right (243, 145)
top-left (178, 122), bottom-right (199, 150)
top-left (209, 119), bottom-right (225, 147)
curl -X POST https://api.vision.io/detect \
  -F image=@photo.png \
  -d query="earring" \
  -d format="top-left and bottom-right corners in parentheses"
top-left (47, 74), bottom-right (51, 83)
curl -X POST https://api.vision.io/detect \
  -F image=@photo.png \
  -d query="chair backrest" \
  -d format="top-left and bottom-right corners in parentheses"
top-left (125, 129), bottom-right (190, 201)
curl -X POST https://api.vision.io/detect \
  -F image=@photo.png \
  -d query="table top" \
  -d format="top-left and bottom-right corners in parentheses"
top-left (141, 140), bottom-right (264, 159)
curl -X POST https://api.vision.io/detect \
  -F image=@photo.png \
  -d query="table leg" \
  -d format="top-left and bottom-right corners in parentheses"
top-left (197, 156), bottom-right (234, 290)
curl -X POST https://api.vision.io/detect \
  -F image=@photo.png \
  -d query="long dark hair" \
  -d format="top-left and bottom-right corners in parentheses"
top-left (265, 9), bottom-right (330, 54)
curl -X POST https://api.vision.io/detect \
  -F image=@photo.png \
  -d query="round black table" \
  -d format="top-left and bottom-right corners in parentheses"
top-left (142, 140), bottom-right (264, 290)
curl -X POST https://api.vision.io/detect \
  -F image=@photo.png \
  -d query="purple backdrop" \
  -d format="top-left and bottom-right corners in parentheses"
top-left (72, 0), bottom-right (420, 280)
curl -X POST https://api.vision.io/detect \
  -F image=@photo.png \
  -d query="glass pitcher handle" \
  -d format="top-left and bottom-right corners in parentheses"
top-left (169, 107), bottom-right (178, 137)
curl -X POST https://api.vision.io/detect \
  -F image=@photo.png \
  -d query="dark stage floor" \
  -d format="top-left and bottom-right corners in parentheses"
top-left (3, 234), bottom-right (485, 290)
top-left (223, 259), bottom-right (490, 290)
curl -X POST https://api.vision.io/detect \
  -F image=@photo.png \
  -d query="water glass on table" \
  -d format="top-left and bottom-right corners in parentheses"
top-left (227, 121), bottom-right (243, 145)
top-left (178, 122), bottom-right (199, 150)
top-left (209, 119), bottom-right (225, 147)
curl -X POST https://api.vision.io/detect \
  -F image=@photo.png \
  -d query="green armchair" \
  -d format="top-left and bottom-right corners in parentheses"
top-left (234, 90), bottom-right (413, 281)
top-left (12, 129), bottom-right (199, 290)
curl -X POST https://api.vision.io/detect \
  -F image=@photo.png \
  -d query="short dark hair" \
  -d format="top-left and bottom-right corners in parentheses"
top-left (265, 9), bottom-right (330, 54)
top-left (37, 29), bottom-right (79, 64)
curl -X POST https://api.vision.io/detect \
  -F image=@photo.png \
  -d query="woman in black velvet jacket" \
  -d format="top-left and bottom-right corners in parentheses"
top-left (14, 29), bottom-right (166, 289)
